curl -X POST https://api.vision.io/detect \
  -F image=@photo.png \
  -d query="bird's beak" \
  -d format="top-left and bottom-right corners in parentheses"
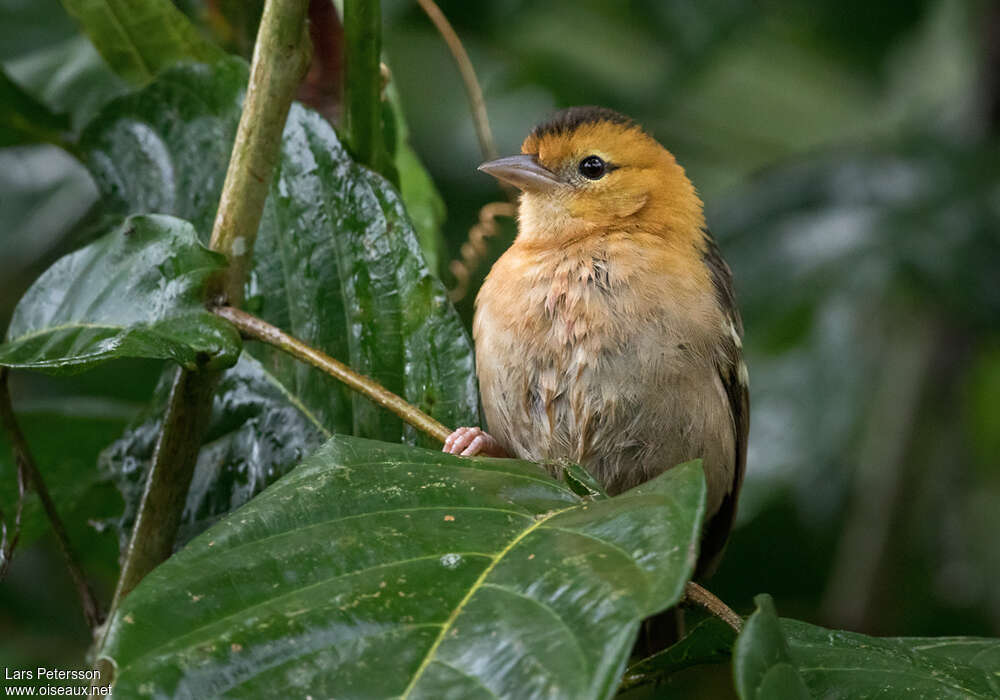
top-left (478, 155), bottom-right (563, 192)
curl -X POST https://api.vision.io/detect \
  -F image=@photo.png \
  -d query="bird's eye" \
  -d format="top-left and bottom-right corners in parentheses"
top-left (578, 155), bottom-right (606, 180)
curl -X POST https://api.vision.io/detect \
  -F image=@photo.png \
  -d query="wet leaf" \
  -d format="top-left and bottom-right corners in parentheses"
top-left (59, 0), bottom-right (224, 84)
top-left (622, 617), bottom-right (737, 690)
top-left (0, 214), bottom-right (240, 374)
top-left (98, 438), bottom-right (706, 699)
top-left (734, 594), bottom-right (1000, 699)
top-left (83, 60), bottom-right (478, 543)
top-left (733, 595), bottom-right (810, 700)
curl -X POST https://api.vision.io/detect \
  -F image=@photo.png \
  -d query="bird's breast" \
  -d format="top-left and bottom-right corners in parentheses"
top-left (473, 235), bottom-right (730, 500)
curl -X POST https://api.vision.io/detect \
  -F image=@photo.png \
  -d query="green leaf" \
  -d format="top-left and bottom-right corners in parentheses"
top-left (734, 594), bottom-right (1000, 699)
top-left (98, 438), bottom-right (707, 698)
top-left (622, 617), bottom-right (737, 691)
top-left (59, 0), bottom-right (224, 84)
top-left (0, 214), bottom-right (241, 373)
top-left (83, 60), bottom-right (479, 543)
top-left (0, 69), bottom-right (70, 147)
top-left (734, 595), bottom-right (810, 700)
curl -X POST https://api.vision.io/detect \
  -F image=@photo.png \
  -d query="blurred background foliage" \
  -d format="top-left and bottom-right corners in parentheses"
top-left (1, 0), bottom-right (998, 688)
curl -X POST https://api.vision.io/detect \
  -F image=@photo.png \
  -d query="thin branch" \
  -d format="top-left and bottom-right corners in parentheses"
top-left (106, 0), bottom-right (312, 623)
top-left (0, 415), bottom-right (26, 581)
top-left (682, 581), bottom-right (742, 632)
top-left (214, 306), bottom-right (452, 443)
top-left (0, 369), bottom-right (102, 629)
top-left (416, 0), bottom-right (497, 162)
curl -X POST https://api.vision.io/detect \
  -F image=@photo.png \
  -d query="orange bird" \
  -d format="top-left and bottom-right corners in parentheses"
top-left (444, 106), bottom-right (748, 575)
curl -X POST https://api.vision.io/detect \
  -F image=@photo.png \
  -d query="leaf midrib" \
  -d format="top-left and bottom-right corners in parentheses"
top-left (400, 503), bottom-right (578, 699)
top-left (5, 321), bottom-right (122, 345)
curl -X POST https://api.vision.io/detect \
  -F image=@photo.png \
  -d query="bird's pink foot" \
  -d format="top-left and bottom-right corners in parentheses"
top-left (442, 426), bottom-right (509, 457)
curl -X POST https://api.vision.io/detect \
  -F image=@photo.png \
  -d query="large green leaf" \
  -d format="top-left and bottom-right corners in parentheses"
top-left (98, 437), bottom-right (707, 698)
top-left (59, 0), bottom-right (224, 84)
top-left (0, 214), bottom-right (240, 373)
top-left (83, 59), bottom-right (479, 544)
top-left (734, 594), bottom-right (1000, 699)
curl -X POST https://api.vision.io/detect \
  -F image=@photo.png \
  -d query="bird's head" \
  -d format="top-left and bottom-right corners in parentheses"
top-left (479, 106), bottom-right (704, 244)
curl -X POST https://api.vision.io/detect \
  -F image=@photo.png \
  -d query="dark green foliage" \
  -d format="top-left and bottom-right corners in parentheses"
top-left (0, 214), bottom-right (240, 373)
top-left (81, 60), bottom-right (478, 546)
top-left (734, 595), bottom-right (1000, 699)
top-left (98, 438), bottom-right (706, 698)
top-left (59, 0), bottom-right (224, 84)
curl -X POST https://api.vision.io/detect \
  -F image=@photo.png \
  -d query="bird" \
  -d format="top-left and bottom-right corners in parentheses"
top-left (443, 106), bottom-right (748, 581)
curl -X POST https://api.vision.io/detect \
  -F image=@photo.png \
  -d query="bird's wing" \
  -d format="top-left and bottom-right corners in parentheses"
top-left (696, 228), bottom-right (749, 577)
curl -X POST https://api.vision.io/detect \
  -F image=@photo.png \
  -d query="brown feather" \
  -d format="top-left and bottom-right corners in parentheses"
top-left (473, 110), bottom-right (748, 575)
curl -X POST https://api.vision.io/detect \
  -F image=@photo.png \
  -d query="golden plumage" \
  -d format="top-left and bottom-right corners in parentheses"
top-left (444, 106), bottom-right (748, 574)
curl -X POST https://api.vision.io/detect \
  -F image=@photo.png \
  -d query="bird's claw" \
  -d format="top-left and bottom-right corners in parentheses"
top-left (443, 426), bottom-right (508, 457)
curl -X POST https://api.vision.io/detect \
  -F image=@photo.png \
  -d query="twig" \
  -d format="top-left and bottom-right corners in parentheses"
top-left (415, 0), bottom-right (517, 301)
top-left (448, 201), bottom-right (515, 302)
top-left (682, 581), bottom-right (742, 632)
top-left (214, 306), bottom-right (452, 443)
top-left (0, 369), bottom-right (102, 629)
top-left (416, 0), bottom-right (497, 162)
top-left (0, 415), bottom-right (26, 581)
top-left (106, 0), bottom-right (312, 623)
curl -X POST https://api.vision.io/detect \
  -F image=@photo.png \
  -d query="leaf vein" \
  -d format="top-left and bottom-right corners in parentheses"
top-left (400, 504), bottom-right (578, 698)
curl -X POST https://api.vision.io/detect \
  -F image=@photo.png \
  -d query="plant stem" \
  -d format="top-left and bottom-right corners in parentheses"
top-left (344, 0), bottom-right (382, 171)
top-left (416, 0), bottom-right (497, 162)
top-left (106, 368), bottom-right (219, 612)
top-left (214, 305), bottom-right (452, 443)
top-left (209, 0), bottom-right (312, 306)
top-left (682, 582), bottom-right (742, 632)
top-left (106, 0), bottom-right (312, 621)
top-left (0, 369), bottom-right (102, 629)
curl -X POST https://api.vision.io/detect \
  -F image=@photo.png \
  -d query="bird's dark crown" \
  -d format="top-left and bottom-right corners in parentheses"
top-left (530, 106), bottom-right (636, 140)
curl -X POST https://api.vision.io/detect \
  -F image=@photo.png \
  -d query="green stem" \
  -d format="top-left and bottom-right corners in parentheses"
top-left (344, 0), bottom-right (382, 170)
top-left (209, 0), bottom-right (313, 306)
top-left (107, 368), bottom-right (218, 613)
top-left (105, 0), bottom-right (312, 625)
top-left (415, 0), bottom-right (496, 162)
top-left (214, 306), bottom-right (452, 443)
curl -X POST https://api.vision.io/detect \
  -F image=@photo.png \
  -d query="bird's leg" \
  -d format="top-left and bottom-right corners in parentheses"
top-left (442, 426), bottom-right (509, 457)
